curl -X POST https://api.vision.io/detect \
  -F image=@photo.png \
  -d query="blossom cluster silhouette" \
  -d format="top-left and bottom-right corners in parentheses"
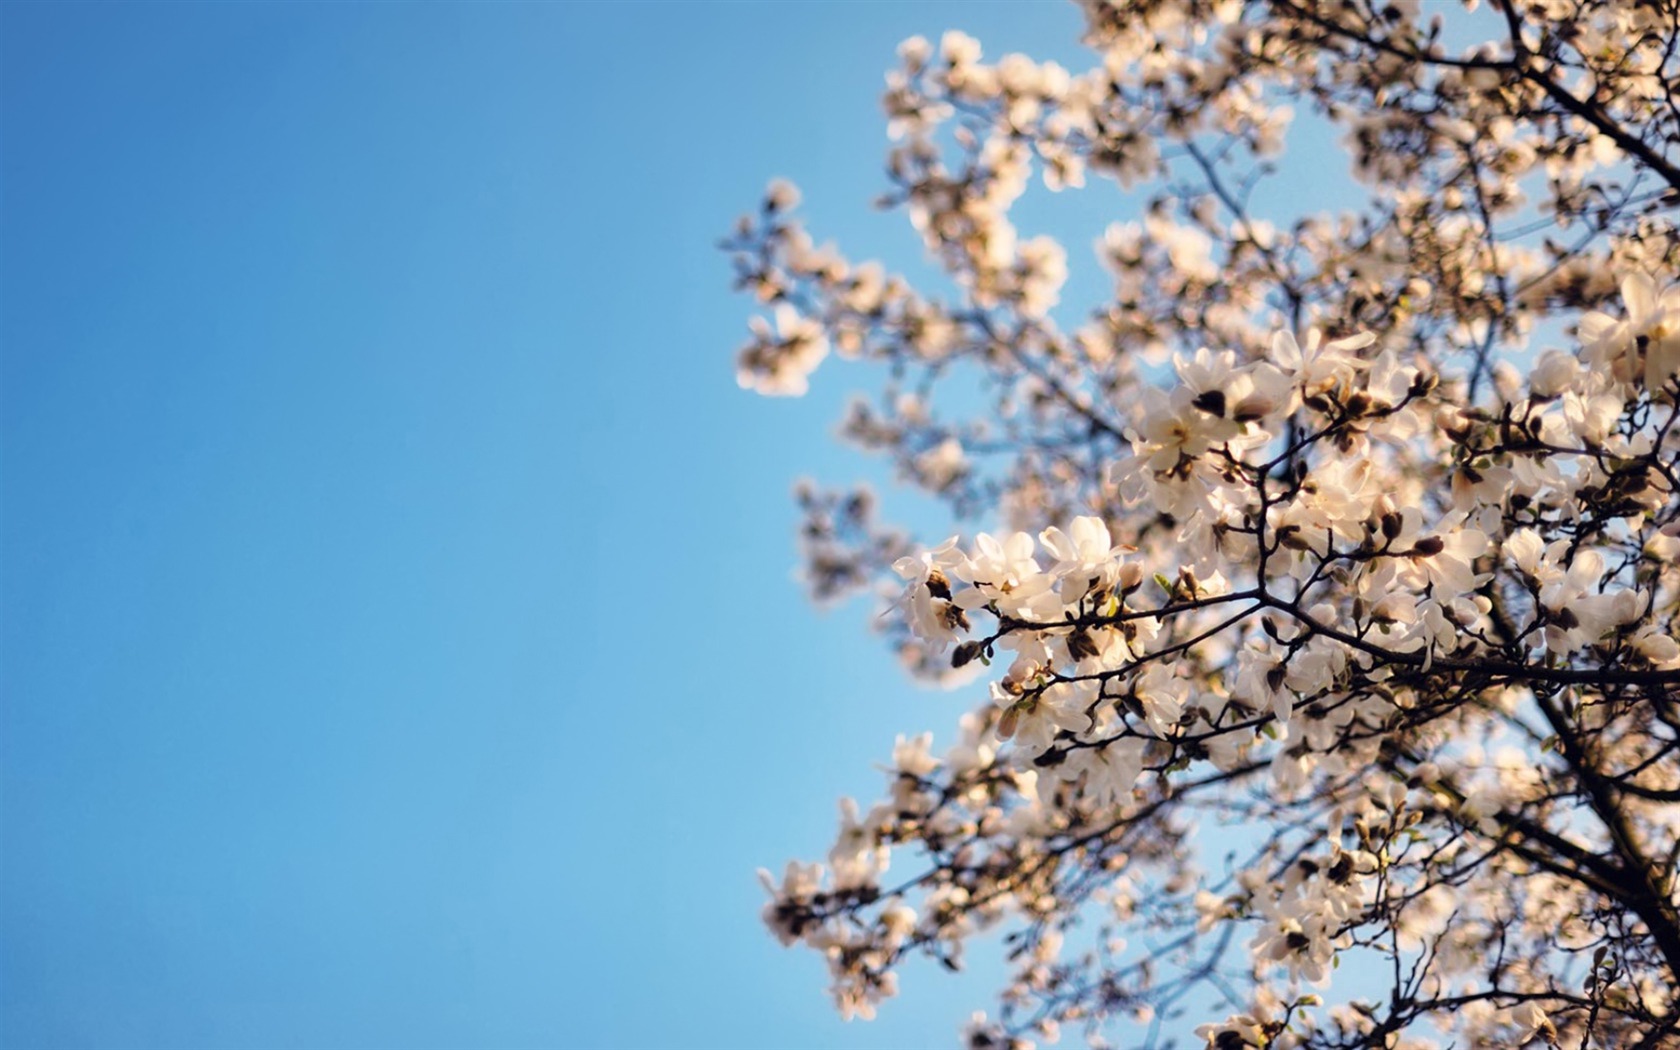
top-left (725, 2), bottom-right (1680, 1046)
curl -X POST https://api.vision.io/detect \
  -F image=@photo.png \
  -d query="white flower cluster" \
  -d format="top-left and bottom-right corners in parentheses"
top-left (729, 0), bottom-right (1680, 1043)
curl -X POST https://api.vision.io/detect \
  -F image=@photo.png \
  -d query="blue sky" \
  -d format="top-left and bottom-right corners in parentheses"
top-left (0, 3), bottom-right (1109, 1048)
top-left (0, 3), bottom-right (1386, 1047)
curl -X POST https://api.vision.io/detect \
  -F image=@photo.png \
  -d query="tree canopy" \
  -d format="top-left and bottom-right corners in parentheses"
top-left (725, 1), bottom-right (1680, 1046)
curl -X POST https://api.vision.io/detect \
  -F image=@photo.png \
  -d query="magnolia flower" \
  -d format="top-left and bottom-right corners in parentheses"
top-left (890, 732), bottom-right (940, 777)
top-left (1271, 328), bottom-right (1376, 398)
top-left (1077, 736), bottom-right (1146, 806)
top-left (1174, 347), bottom-right (1295, 429)
top-left (1015, 235), bottom-right (1067, 317)
top-left (1252, 907), bottom-right (1337, 984)
top-left (893, 537), bottom-right (966, 648)
top-left (1509, 1001), bottom-right (1554, 1042)
top-left (913, 437), bottom-right (968, 490)
top-left (1193, 1013), bottom-right (1268, 1049)
top-left (940, 29), bottom-right (982, 67)
top-left (1529, 348), bottom-right (1582, 397)
top-left (961, 1012), bottom-right (1008, 1050)
top-left (758, 861), bottom-right (826, 947)
top-left (897, 35), bottom-right (932, 71)
top-left (1001, 678), bottom-right (1093, 755)
top-left (1126, 387), bottom-right (1223, 472)
top-left (1563, 390), bottom-right (1624, 444)
top-left (1131, 663), bottom-right (1188, 737)
top-left (1145, 214), bottom-right (1219, 284)
top-left (953, 531), bottom-right (1060, 621)
top-left (765, 178), bottom-right (802, 212)
top-left (1039, 515), bottom-right (1122, 600)
top-left (829, 797), bottom-right (890, 889)
top-left (1413, 518), bottom-right (1490, 595)
top-left (737, 304), bottom-right (829, 396)
top-left (943, 710), bottom-right (996, 775)
top-left (1579, 272), bottom-right (1680, 392)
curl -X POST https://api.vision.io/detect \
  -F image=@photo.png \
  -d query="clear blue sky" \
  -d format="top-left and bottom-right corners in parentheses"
top-left (0, 3), bottom-right (1122, 1048)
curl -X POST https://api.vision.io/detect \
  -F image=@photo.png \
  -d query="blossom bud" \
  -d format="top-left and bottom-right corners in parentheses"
top-left (1118, 562), bottom-right (1144, 592)
top-left (952, 641), bottom-right (984, 668)
top-left (1410, 536), bottom-right (1445, 557)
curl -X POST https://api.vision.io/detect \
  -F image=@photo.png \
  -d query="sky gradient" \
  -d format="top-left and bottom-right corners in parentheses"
top-left (0, 4), bottom-right (1113, 1048)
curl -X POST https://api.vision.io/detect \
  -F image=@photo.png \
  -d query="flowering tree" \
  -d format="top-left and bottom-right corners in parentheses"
top-left (723, 1), bottom-right (1680, 1046)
